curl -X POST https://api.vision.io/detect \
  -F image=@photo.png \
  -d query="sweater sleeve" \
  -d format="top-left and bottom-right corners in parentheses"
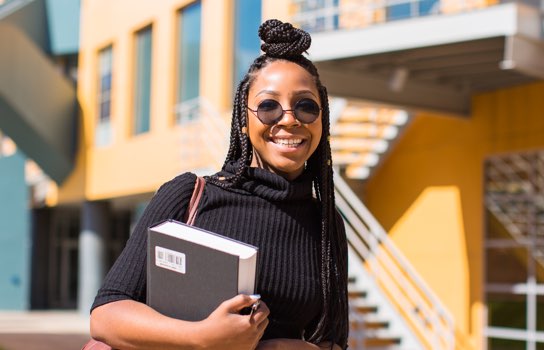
top-left (90, 172), bottom-right (197, 312)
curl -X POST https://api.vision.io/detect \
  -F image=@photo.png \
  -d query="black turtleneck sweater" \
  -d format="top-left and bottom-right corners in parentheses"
top-left (92, 165), bottom-right (327, 341)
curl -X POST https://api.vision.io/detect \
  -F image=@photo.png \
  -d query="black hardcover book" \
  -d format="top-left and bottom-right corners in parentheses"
top-left (147, 220), bottom-right (258, 321)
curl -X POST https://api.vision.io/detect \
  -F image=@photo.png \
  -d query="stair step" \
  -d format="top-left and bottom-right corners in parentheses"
top-left (348, 290), bottom-right (367, 299)
top-left (353, 305), bottom-right (378, 314)
top-left (364, 336), bottom-right (402, 347)
top-left (330, 138), bottom-right (389, 153)
top-left (331, 123), bottom-right (398, 139)
top-left (363, 320), bottom-right (390, 329)
top-left (340, 107), bottom-right (408, 126)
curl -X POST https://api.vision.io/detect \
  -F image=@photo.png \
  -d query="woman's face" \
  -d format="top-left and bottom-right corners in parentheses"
top-left (247, 60), bottom-right (322, 181)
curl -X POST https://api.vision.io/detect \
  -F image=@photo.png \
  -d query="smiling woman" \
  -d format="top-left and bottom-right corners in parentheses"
top-left (89, 19), bottom-right (348, 350)
top-left (246, 61), bottom-right (323, 180)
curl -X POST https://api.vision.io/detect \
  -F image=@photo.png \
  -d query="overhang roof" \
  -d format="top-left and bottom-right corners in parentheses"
top-left (308, 2), bottom-right (544, 116)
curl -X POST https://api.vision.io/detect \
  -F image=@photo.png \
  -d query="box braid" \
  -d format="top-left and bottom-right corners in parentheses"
top-left (207, 19), bottom-right (348, 349)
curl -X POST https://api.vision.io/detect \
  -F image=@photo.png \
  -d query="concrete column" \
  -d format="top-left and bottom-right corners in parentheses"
top-left (78, 201), bottom-right (109, 314)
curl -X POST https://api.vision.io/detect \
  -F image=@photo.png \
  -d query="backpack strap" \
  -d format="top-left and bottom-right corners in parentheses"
top-left (184, 176), bottom-right (206, 226)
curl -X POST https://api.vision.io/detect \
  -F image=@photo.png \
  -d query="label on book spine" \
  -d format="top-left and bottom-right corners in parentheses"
top-left (155, 246), bottom-right (186, 274)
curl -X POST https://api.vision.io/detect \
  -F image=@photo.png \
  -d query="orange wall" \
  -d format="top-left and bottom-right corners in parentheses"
top-left (364, 81), bottom-right (544, 348)
top-left (58, 0), bottom-right (236, 201)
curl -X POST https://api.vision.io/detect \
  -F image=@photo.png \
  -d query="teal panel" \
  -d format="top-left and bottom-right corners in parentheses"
top-left (0, 0), bottom-right (49, 52)
top-left (45, 0), bottom-right (80, 55)
top-left (0, 150), bottom-right (30, 310)
top-left (233, 0), bottom-right (261, 86)
top-left (178, 1), bottom-right (201, 103)
top-left (134, 26), bottom-right (152, 134)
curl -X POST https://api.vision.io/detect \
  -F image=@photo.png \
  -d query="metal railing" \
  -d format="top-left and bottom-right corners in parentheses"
top-left (177, 96), bottom-right (456, 348)
top-left (334, 171), bottom-right (455, 349)
top-left (485, 151), bottom-right (544, 269)
top-left (291, 0), bottom-right (539, 33)
top-left (174, 97), bottom-right (230, 170)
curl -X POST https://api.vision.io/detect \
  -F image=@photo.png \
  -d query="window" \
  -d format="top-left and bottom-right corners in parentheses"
top-left (386, 0), bottom-right (439, 21)
top-left (297, 0), bottom-right (339, 32)
top-left (96, 45), bottom-right (113, 146)
top-left (484, 151), bottom-right (544, 350)
top-left (233, 0), bottom-right (262, 88)
top-left (175, 1), bottom-right (202, 124)
top-left (133, 26), bottom-right (153, 134)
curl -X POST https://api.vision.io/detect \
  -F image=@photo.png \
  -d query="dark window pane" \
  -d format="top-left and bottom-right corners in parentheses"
top-left (134, 26), bottom-right (152, 134)
top-left (538, 294), bottom-right (544, 331)
top-left (178, 1), bottom-right (201, 105)
top-left (487, 293), bottom-right (527, 329)
top-left (102, 74), bottom-right (112, 91)
top-left (488, 338), bottom-right (526, 350)
top-left (419, 0), bottom-right (438, 15)
top-left (233, 0), bottom-right (261, 86)
top-left (486, 247), bottom-right (527, 284)
top-left (387, 3), bottom-right (411, 21)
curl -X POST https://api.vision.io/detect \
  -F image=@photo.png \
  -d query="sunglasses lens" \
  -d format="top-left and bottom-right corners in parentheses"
top-left (257, 100), bottom-right (282, 125)
top-left (295, 99), bottom-right (321, 123)
top-left (254, 99), bottom-right (321, 125)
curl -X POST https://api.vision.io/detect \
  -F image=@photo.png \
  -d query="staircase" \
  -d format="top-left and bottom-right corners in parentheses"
top-left (485, 151), bottom-right (544, 267)
top-left (330, 98), bottom-right (410, 180)
top-left (184, 97), bottom-right (454, 349)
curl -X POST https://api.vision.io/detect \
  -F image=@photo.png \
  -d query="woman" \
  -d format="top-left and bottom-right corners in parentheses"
top-left (90, 19), bottom-right (348, 350)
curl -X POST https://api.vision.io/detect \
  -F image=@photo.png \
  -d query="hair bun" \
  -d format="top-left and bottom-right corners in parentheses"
top-left (258, 19), bottom-right (311, 58)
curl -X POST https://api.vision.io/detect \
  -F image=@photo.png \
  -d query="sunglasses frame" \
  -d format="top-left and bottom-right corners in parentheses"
top-left (247, 98), bottom-right (322, 125)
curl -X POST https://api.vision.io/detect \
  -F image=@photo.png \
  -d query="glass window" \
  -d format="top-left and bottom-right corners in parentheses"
top-left (297, 0), bottom-right (339, 32)
top-left (134, 26), bottom-right (153, 134)
top-left (176, 1), bottom-right (202, 124)
top-left (386, 0), bottom-right (439, 21)
top-left (233, 0), bottom-right (262, 87)
top-left (96, 45), bottom-right (113, 146)
top-left (487, 292), bottom-right (527, 329)
top-left (488, 338), bottom-right (526, 350)
top-left (486, 246), bottom-right (528, 284)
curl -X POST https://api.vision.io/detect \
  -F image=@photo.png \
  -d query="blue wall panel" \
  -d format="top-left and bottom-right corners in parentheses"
top-left (45, 0), bottom-right (80, 55)
top-left (0, 151), bottom-right (30, 310)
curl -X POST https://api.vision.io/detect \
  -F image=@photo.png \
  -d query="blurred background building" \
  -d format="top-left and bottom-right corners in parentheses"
top-left (0, 0), bottom-right (543, 349)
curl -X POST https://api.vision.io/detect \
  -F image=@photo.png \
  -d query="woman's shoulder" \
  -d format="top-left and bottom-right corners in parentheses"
top-left (155, 172), bottom-right (198, 196)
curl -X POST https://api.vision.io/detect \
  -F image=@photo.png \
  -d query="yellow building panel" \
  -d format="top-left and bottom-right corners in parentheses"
top-left (364, 81), bottom-right (544, 348)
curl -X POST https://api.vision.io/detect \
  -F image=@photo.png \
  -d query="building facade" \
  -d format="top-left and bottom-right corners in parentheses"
top-left (1, 0), bottom-right (543, 349)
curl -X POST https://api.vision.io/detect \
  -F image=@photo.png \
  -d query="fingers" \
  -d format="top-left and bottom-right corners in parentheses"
top-left (221, 294), bottom-right (260, 313)
top-left (250, 299), bottom-right (270, 326)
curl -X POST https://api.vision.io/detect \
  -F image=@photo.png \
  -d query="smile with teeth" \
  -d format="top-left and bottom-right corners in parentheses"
top-left (272, 138), bottom-right (304, 147)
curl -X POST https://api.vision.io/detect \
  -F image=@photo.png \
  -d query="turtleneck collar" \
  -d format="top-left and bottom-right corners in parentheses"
top-left (216, 161), bottom-right (314, 202)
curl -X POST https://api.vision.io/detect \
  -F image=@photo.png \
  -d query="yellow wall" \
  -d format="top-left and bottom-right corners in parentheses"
top-left (364, 81), bottom-right (544, 348)
top-left (59, 0), bottom-right (236, 201)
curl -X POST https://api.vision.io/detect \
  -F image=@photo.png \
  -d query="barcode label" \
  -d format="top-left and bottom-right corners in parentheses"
top-left (155, 246), bottom-right (186, 274)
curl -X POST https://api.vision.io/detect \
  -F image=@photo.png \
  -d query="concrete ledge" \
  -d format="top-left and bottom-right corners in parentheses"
top-left (0, 311), bottom-right (89, 334)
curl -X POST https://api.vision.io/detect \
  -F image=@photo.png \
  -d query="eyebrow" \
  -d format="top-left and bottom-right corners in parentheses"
top-left (255, 89), bottom-right (318, 99)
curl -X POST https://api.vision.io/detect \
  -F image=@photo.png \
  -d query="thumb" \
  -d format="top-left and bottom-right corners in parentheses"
top-left (220, 294), bottom-right (259, 313)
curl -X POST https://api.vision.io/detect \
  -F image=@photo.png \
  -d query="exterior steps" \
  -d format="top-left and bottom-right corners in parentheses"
top-left (329, 98), bottom-right (410, 180)
top-left (348, 277), bottom-right (403, 349)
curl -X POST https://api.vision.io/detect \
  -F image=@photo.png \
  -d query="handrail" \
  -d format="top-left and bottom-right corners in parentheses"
top-left (291, 0), bottom-right (539, 33)
top-left (174, 97), bottom-right (230, 170)
top-left (176, 96), bottom-right (456, 348)
top-left (334, 171), bottom-right (455, 349)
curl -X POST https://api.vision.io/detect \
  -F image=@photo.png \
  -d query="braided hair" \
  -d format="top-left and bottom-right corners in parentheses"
top-left (207, 19), bottom-right (349, 349)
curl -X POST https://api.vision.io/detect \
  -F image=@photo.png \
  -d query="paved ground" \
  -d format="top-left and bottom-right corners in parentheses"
top-left (0, 311), bottom-right (90, 350)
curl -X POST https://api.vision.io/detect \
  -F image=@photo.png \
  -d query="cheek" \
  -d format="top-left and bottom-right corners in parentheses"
top-left (310, 123), bottom-right (323, 152)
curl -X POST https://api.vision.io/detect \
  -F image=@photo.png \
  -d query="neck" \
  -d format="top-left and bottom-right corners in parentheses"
top-left (250, 151), bottom-right (303, 181)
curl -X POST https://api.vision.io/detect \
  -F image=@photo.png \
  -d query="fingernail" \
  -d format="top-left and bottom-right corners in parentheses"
top-left (249, 294), bottom-right (261, 300)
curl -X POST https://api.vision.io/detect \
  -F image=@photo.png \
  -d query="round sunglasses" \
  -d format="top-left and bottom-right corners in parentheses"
top-left (247, 98), bottom-right (322, 125)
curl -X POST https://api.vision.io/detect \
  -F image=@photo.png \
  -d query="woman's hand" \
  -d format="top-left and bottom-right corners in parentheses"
top-left (256, 339), bottom-right (342, 350)
top-left (196, 294), bottom-right (270, 350)
top-left (90, 295), bottom-right (268, 350)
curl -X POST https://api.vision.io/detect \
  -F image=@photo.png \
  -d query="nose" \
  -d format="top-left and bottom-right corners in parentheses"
top-left (277, 109), bottom-right (300, 127)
